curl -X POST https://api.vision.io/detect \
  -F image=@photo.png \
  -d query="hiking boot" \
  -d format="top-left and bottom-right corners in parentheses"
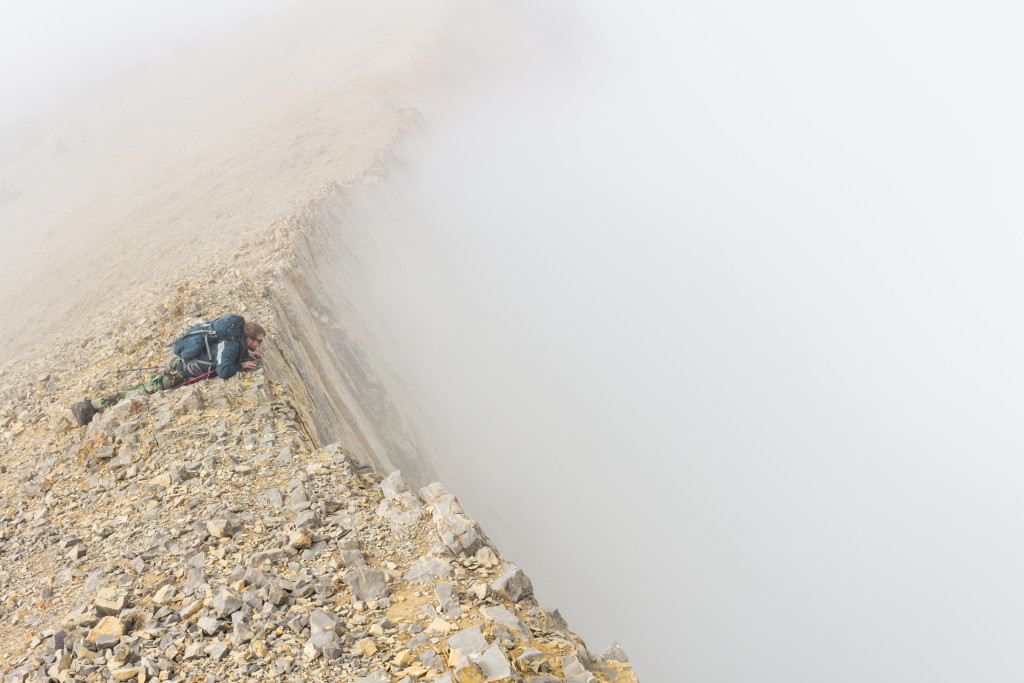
top-left (71, 400), bottom-right (97, 427)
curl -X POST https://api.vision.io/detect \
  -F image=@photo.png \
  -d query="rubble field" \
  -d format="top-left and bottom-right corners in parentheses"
top-left (0, 215), bottom-right (638, 683)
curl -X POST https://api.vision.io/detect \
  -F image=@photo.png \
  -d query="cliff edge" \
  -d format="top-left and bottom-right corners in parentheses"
top-left (0, 207), bottom-right (639, 682)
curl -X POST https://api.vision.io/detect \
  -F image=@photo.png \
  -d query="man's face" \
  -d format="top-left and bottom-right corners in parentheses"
top-left (246, 335), bottom-right (265, 353)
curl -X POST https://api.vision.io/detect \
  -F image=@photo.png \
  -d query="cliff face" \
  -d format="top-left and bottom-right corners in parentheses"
top-left (262, 191), bottom-right (435, 490)
top-left (0, 216), bottom-right (638, 683)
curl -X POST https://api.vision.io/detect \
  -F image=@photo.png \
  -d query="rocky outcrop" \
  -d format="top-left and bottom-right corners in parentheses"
top-left (0, 219), bottom-right (638, 682)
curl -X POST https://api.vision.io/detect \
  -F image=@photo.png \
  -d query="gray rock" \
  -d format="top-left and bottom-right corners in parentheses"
top-left (212, 587), bottom-right (243, 616)
top-left (404, 557), bottom-right (452, 583)
top-left (243, 566), bottom-right (269, 588)
top-left (306, 630), bottom-right (337, 650)
top-left (94, 634), bottom-right (119, 649)
top-left (419, 649), bottom-right (444, 670)
top-left (562, 653), bottom-right (589, 676)
top-left (94, 587), bottom-right (125, 616)
top-left (435, 581), bottom-right (462, 619)
top-left (207, 519), bottom-right (235, 538)
top-left (469, 643), bottom-right (514, 682)
top-left (418, 482), bottom-right (484, 556)
top-left (491, 563), bottom-right (534, 603)
top-left (600, 641), bottom-right (629, 663)
top-left (309, 609), bottom-right (338, 634)
top-left (517, 648), bottom-right (549, 671)
top-left (197, 615), bottom-right (221, 636)
top-left (480, 605), bottom-right (529, 638)
top-left (343, 566), bottom-right (388, 601)
top-left (353, 669), bottom-right (390, 683)
top-left (295, 509), bottom-right (320, 530)
top-left (265, 488), bottom-right (284, 508)
top-left (184, 567), bottom-right (206, 596)
top-left (313, 575), bottom-right (336, 597)
top-left (447, 625), bottom-right (487, 660)
top-left (183, 643), bottom-right (205, 660)
top-left (205, 641), bottom-right (229, 660)
top-left (247, 549), bottom-right (287, 566)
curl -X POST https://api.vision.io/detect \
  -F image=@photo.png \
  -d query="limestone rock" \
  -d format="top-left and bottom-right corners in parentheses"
top-left (343, 565), bottom-right (388, 601)
top-left (491, 563), bottom-right (534, 603)
top-left (86, 616), bottom-right (125, 643)
top-left (419, 483), bottom-right (485, 556)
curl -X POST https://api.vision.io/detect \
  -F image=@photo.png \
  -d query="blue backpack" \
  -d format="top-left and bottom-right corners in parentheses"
top-left (172, 314), bottom-right (246, 367)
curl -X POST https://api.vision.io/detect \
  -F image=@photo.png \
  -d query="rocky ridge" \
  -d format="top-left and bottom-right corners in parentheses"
top-left (0, 206), bottom-right (638, 682)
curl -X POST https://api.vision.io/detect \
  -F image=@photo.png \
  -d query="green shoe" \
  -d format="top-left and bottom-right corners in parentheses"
top-left (71, 401), bottom-right (97, 427)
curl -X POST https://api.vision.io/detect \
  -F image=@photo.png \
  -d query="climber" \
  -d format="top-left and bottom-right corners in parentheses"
top-left (71, 314), bottom-right (265, 427)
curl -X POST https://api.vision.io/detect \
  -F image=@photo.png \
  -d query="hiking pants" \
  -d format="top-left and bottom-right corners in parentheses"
top-left (99, 362), bottom-right (186, 408)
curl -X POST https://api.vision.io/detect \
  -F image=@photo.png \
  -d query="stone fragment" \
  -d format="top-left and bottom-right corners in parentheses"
top-left (419, 649), bottom-right (444, 670)
top-left (95, 633), bottom-right (120, 649)
top-left (447, 625), bottom-right (487, 663)
top-left (86, 616), bottom-right (125, 643)
top-left (248, 549), bottom-right (287, 565)
top-left (419, 483), bottom-right (484, 556)
top-left (153, 584), bottom-right (175, 604)
top-left (357, 637), bottom-right (377, 656)
top-left (207, 519), bottom-right (235, 538)
top-left (205, 641), bottom-right (230, 660)
top-left (353, 669), bottom-right (390, 683)
top-left (197, 615), bottom-right (221, 636)
top-left (475, 547), bottom-right (499, 568)
top-left (562, 653), bottom-right (589, 676)
top-left (150, 473), bottom-right (172, 488)
top-left (285, 487), bottom-right (307, 508)
top-left (309, 609), bottom-right (338, 633)
top-left (109, 667), bottom-right (141, 681)
top-left (452, 661), bottom-right (486, 683)
top-left (435, 581), bottom-right (462, 619)
top-left (94, 587), bottom-right (125, 616)
top-left (212, 587), bottom-right (243, 616)
top-left (600, 641), bottom-right (629, 663)
top-left (480, 605), bottom-right (529, 638)
top-left (343, 566), bottom-right (388, 601)
top-left (404, 557), bottom-right (453, 583)
top-left (183, 643), bottom-right (204, 660)
top-left (296, 509), bottom-right (319, 530)
top-left (180, 599), bottom-right (203, 619)
top-left (243, 566), bottom-right (269, 587)
top-left (490, 563), bottom-right (534, 603)
top-left (250, 640), bottom-right (269, 658)
top-left (469, 643), bottom-right (514, 682)
top-left (288, 530), bottom-right (311, 549)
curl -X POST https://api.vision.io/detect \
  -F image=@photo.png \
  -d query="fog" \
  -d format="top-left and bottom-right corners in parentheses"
top-left (346, 1), bottom-right (1024, 681)
top-left (0, 0), bottom-right (294, 125)
top-left (4, 1), bottom-right (1024, 680)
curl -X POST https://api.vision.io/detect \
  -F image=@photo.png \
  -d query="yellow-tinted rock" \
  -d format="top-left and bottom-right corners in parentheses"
top-left (455, 667), bottom-right (486, 683)
top-left (250, 640), bottom-right (269, 658)
top-left (87, 616), bottom-right (125, 642)
top-left (150, 473), bottom-right (172, 488)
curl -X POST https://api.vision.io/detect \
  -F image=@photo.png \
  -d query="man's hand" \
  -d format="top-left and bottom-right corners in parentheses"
top-left (241, 361), bottom-right (258, 371)
top-left (250, 351), bottom-right (263, 360)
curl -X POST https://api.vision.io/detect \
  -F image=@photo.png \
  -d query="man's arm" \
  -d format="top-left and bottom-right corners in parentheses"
top-left (214, 339), bottom-right (243, 379)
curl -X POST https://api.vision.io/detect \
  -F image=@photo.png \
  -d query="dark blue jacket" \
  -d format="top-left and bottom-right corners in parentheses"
top-left (177, 336), bottom-right (249, 380)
